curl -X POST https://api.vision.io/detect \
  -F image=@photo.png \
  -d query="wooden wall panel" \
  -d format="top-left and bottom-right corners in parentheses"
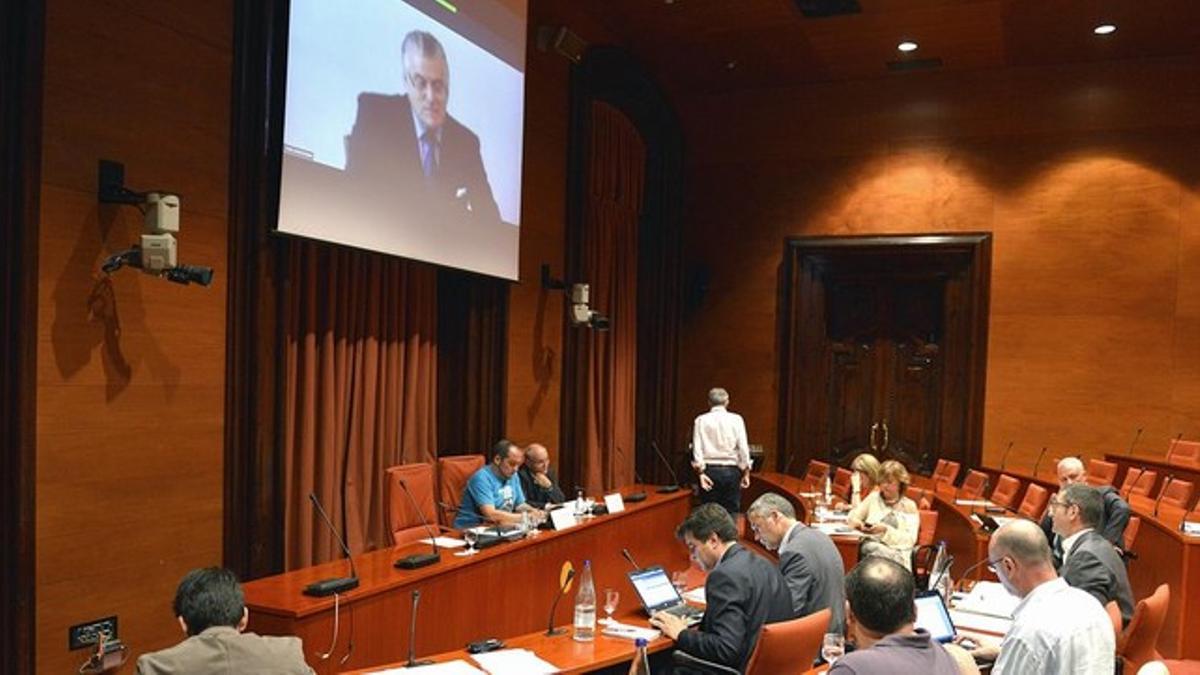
top-left (35, 0), bottom-right (230, 672)
top-left (675, 57), bottom-right (1200, 473)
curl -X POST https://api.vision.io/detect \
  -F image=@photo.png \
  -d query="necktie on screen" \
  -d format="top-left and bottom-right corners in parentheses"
top-left (420, 130), bottom-right (439, 179)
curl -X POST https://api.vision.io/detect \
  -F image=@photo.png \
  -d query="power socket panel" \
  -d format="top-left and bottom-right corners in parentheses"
top-left (68, 615), bottom-right (118, 650)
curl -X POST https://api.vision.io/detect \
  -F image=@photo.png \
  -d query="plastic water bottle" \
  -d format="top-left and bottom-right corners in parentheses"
top-left (824, 474), bottom-right (833, 505)
top-left (573, 560), bottom-right (597, 642)
top-left (627, 637), bottom-right (651, 675)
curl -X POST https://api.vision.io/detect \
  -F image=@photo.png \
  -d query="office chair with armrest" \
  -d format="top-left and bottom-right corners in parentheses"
top-left (1120, 469), bottom-right (1158, 498)
top-left (437, 454), bottom-right (485, 527)
top-left (804, 460), bottom-right (831, 490)
top-left (1017, 483), bottom-right (1050, 519)
top-left (990, 474), bottom-right (1021, 510)
top-left (1122, 516), bottom-right (1141, 563)
top-left (1159, 480), bottom-right (1195, 511)
top-left (672, 608), bottom-right (832, 675)
top-left (933, 459), bottom-right (961, 486)
top-left (1118, 584), bottom-right (1170, 674)
top-left (1088, 459), bottom-right (1119, 487)
top-left (959, 470), bottom-right (989, 500)
top-left (384, 462), bottom-right (441, 546)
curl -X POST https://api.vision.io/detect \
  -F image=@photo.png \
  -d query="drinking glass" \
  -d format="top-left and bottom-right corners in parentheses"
top-left (821, 633), bottom-right (845, 664)
top-left (603, 588), bottom-right (620, 624)
top-left (456, 529), bottom-right (479, 556)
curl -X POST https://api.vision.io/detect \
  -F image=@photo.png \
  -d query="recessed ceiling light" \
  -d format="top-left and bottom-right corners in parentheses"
top-left (1093, 23), bottom-right (1117, 35)
top-left (725, 60), bottom-right (738, 70)
top-left (898, 41), bottom-right (919, 53)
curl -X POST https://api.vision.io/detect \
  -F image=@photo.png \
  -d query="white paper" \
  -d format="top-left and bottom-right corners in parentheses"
top-left (811, 522), bottom-right (862, 538)
top-left (470, 648), bottom-right (560, 675)
top-left (602, 621), bottom-right (661, 642)
top-left (955, 499), bottom-right (996, 507)
top-left (371, 659), bottom-right (486, 674)
top-left (1182, 521), bottom-right (1200, 536)
top-left (549, 507), bottom-right (578, 531)
top-left (954, 581), bottom-right (1020, 619)
top-left (604, 492), bottom-right (626, 514)
top-left (950, 609), bottom-right (1013, 636)
top-left (419, 536), bottom-right (466, 548)
top-left (682, 586), bottom-right (706, 604)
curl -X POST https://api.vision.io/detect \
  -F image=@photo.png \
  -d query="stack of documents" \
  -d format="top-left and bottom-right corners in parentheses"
top-left (470, 649), bottom-right (560, 675)
top-left (601, 621), bottom-right (662, 642)
top-left (954, 581), bottom-right (1019, 618)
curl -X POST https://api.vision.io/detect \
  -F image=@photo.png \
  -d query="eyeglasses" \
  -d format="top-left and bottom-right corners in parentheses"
top-left (407, 72), bottom-right (447, 96)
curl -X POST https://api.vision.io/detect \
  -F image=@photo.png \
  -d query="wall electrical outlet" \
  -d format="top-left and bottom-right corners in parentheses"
top-left (68, 615), bottom-right (118, 650)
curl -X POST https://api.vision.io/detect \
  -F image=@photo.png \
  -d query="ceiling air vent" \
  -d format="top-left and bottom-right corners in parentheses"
top-left (793, 0), bottom-right (862, 18)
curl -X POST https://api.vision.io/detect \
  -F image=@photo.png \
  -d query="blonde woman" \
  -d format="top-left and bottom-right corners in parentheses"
top-left (848, 460), bottom-right (919, 569)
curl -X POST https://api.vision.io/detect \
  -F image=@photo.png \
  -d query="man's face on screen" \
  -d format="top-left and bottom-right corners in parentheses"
top-left (403, 50), bottom-right (448, 131)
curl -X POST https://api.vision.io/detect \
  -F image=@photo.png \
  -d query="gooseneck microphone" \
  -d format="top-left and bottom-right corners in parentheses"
top-left (546, 567), bottom-right (577, 636)
top-left (1166, 433), bottom-right (1185, 463)
top-left (304, 493), bottom-right (360, 597)
top-left (1122, 467), bottom-right (1146, 501)
top-left (624, 446), bottom-right (648, 502)
top-left (999, 441), bottom-right (1015, 472)
top-left (394, 479), bottom-right (442, 570)
top-left (405, 590), bottom-right (432, 667)
top-left (1127, 427), bottom-right (1144, 457)
top-left (953, 557), bottom-right (995, 593)
top-left (1032, 447), bottom-right (1049, 477)
top-left (621, 548), bottom-right (641, 570)
top-left (1154, 475), bottom-right (1175, 518)
top-left (652, 441), bottom-right (681, 493)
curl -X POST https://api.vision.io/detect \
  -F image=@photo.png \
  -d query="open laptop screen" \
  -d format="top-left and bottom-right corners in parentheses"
top-left (914, 591), bottom-right (957, 643)
top-left (627, 566), bottom-right (683, 613)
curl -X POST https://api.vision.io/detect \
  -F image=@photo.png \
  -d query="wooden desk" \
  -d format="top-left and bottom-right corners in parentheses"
top-left (342, 608), bottom-right (674, 674)
top-left (243, 488), bottom-right (691, 674)
top-left (1106, 452), bottom-right (1200, 510)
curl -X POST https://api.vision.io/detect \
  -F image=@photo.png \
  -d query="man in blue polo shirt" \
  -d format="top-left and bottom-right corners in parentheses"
top-left (454, 439), bottom-right (544, 529)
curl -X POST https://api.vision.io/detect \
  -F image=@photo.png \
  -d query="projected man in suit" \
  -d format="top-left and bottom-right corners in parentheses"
top-left (345, 30), bottom-right (501, 228)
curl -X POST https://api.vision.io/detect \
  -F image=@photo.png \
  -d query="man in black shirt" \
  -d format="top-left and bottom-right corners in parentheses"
top-left (518, 443), bottom-right (566, 509)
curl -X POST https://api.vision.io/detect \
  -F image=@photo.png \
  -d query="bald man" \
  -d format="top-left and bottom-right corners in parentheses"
top-left (518, 443), bottom-right (565, 510)
top-left (1039, 457), bottom-right (1130, 566)
top-left (966, 520), bottom-right (1114, 674)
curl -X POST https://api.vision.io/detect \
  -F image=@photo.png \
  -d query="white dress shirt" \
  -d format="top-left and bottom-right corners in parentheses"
top-left (994, 577), bottom-right (1115, 675)
top-left (692, 405), bottom-right (751, 470)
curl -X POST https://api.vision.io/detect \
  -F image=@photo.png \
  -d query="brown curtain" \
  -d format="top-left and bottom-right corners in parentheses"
top-left (282, 242), bottom-right (438, 569)
top-left (576, 102), bottom-right (645, 493)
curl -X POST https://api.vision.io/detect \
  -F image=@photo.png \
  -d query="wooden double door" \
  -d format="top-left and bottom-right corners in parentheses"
top-left (779, 235), bottom-right (991, 474)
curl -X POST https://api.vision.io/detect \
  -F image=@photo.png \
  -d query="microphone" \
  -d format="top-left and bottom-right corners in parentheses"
top-left (1127, 427), bottom-right (1144, 457)
top-left (1154, 475), bottom-right (1175, 518)
top-left (404, 590), bottom-right (432, 667)
top-left (304, 493), bottom-right (360, 597)
top-left (999, 441), bottom-right (1015, 472)
top-left (621, 548), bottom-right (641, 570)
top-left (1122, 467), bottom-right (1145, 501)
top-left (651, 441), bottom-right (681, 493)
top-left (622, 446), bottom-right (648, 502)
top-left (953, 557), bottom-right (995, 593)
top-left (784, 450), bottom-right (802, 476)
top-left (546, 564), bottom-right (576, 636)
top-left (928, 553), bottom-right (955, 595)
top-left (394, 479), bottom-right (441, 570)
top-left (1166, 433), bottom-right (1184, 463)
top-left (1032, 446), bottom-right (1049, 477)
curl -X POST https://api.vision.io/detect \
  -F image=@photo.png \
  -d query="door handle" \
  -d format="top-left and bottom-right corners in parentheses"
top-left (881, 420), bottom-right (889, 452)
top-left (870, 422), bottom-right (880, 452)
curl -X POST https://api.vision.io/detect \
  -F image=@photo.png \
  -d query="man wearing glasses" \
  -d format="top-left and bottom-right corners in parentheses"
top-left (964, 519), bottom-right (1114, 674)
top-left (345, 30), bottom-right (501, 227)
top-left (1039, 457), bottom-right (1130, 566)
top-left (1050, 483), bottom-right (1135, 628)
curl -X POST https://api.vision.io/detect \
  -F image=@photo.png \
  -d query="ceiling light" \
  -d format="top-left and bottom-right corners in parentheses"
top-left (1093, 23), bottom-right (1117, 35)
top-left (897, 41), bottom-right (919, 53)
top-left (725, 60), bottom-right (738, 70)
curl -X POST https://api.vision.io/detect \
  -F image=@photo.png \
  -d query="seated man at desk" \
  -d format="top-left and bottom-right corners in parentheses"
top-left (650, 503), bottom-right (793, 671)
top-left (136, 567), bottom-right (314, 675)
top-left (1040, 457), bottom-right (1130, 565)
top-left (454, 439), bottom-right (544, 529)
top-left (1050, 483), bottom-right (1134, 627)
top-left (518, 442), bottom-right (566, 509)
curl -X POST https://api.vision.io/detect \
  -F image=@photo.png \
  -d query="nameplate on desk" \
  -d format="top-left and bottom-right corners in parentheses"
top-left (1183, 521), bottom-right (1200, 537)
top-left (604, 492), bottom-right (626, 514)
top-left (549, 507), bottom-right (578, 531)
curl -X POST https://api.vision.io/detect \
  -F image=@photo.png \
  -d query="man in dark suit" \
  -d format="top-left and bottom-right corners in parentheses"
top-left (746, 492), bottom-right (845, 638)
top-left (1039, 457), bottom-right (1130, 566)
top-left (344, 30), bottom-right (501, 229)
top-left (518, 443), bottom-right (565, 509)
top-left (136, 567), bottom-right (314, 674)
top-left (650, 503), bottom-right (793, 671)
top-left (1051, 483), bottom-right (1135, 627)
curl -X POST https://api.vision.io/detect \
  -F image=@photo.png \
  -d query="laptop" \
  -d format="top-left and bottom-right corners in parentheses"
top-left (914, 590), bottom-right (957, 643)
top-left (626, 565), bottom-right (704, 625)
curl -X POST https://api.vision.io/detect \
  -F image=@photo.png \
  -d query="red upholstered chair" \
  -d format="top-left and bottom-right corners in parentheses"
top-left (959, 470), bottom-right (989, 500)
top-left (1122, 516), bottom-right (1141, 562)
top-left (1017, 483), bottom-right (1050, 519)
top-left (990, 474), bottom-right (1022, 510)
top-left (742, 608), bottom-right (832, 675)
top-left (1118, 584), bottom-right (1170, 673)
top-left (833, 467), bottom-right (853, 501)
top-left (1168, 439), bottom-right (1200, 467)
top-left (384, 463), bottom-right (440, 546)
top-left (1120, 469), bottom-right (1158, 498)
top-left (1105, 600), bottom-right (1123, 638)
top-left (917, 509), bottom-right (939, 547)
top-left (1087, 459), bottom-right (1119, 487)
top-left (933, 459), bottom-right (961, 487)
top-left (1159, 479), bottom-right (1195, 511)
top-left (437, 454), bottom-right (485, 526)
top-left (803, 460), bottom-right (831, 488)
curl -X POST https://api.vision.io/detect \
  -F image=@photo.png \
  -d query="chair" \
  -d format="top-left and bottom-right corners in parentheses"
top-left (933, 459), bottom-right (961, 486)
top-left (803, 460), bottom-right (831, 487)
top-left (990, 474), bottom-right (1022, 509)
top-left (917, 509), bottom-right (939, 547)
top-left (1087, 459), bottom-right (1119, 487)
top-left (437, 454), bottom-right (485, 526)
top-left (833, 467), bottom-right (853, 501)
top-left (1120, 469), bottom-right (1158, 498)
top-left (384, 463), bottom-right (440, 546)
top-left (1118, 584), bottom-right (1170, 673)
top-left (1168, 439), bottom-right (1200, 467)
top-left (959, 470), bottom-right (989, 500)
top-left (1105, 600), bottom-right (1123, 638)
top-left (673, 608), bottom-right (831, 675)
top-left (1159, 479), bottom-right (1195, 511)
top-left (1017, 483), bottom-right (1050, 519)
top-left (911, 510), bottom-right (941, 589)
top-left (1122, 516), bottom-right (1141, 562)
top-left (909, 487), bottom-right (933, 510)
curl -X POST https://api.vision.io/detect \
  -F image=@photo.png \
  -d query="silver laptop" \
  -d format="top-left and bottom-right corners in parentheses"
top-left (626, 565), bottom-right (703, 625)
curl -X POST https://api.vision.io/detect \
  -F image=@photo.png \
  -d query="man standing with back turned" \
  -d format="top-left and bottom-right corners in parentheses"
top-left (692, 387), bottom-right (752, 516)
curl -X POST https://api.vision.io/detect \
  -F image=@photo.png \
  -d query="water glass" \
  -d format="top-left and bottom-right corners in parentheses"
top-left (603, 588), bottom-right (619, 624)
top-left (821, 633), bottom-right (845, 664)
top-left (456, 529), bottom-right (479, 556)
